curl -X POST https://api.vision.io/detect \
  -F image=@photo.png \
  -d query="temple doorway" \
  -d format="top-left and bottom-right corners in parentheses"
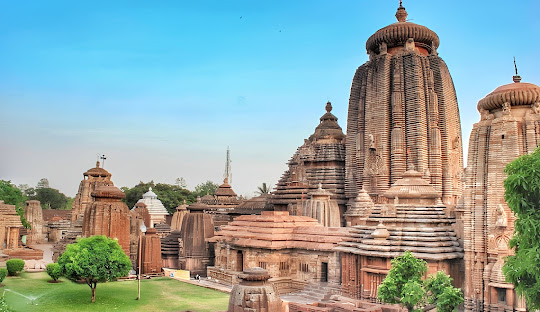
top-left (236, 250), bottom-right (243, 272)
top-left (321, 262), bottom-right (328, 282)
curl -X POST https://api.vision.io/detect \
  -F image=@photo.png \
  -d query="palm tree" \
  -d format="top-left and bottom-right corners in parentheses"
top-left (256, 183), bottom-right (271, 195)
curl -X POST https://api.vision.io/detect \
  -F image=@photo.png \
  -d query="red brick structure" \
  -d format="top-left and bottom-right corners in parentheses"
top-left (345, 4), bottom-right (463, 207)
top-left (82, 185), bottom-right (130, 256)
top-left (137, 228), bottom-right (162, 274)
top-left (462, 74), bottom-right (540, 312)
top-left (271, 102), bottom-right (346, 222)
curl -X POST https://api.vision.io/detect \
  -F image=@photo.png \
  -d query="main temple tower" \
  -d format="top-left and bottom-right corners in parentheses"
top-left (345, 4), bottom-right (463, 206)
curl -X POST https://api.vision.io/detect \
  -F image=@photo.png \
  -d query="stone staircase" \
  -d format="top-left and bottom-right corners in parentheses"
top-left (281, 282), bottom-right (340, 305)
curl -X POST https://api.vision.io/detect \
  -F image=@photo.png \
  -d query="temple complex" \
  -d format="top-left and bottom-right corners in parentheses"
top-left (133, 187), bottom-right (169, 227)
top-left (271, 102), bottom-right (346, 223)
top-left (71, 161), bottom-right (113, 222)
top-left (82, 185), bottom-right (131, 255)
top-left (24, 200), bottom-right (44, 244)
top-left (462, 74), bottom-right (540, 312)
top-left (208, 211), bottom-right (348, 294)
top-left (345, 4), bottom-right (463, 207)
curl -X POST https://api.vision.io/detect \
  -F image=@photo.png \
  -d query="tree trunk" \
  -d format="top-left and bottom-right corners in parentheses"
top-left (91, 285), bottom-right (96, 303)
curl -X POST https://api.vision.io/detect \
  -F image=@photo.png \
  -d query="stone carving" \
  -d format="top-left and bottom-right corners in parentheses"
top-left (228, 268), bottom-right (283, 312)
top-left (495, 204), bottom-right (507, 227)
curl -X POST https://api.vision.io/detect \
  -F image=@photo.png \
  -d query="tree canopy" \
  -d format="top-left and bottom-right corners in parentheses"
top-left (503, 147), bottom-right (540, 310)
top-left (378, 251), bottom-right (463, 312)
top-left (27, 187), bottom-right (69, 209)
top-left (57, 235), bottom-right (132, 303)
top-left (256, 183), bottom-right (271, 195)
top-left (122, 181), bottom-right (196, 214)
top-left (194, 180), bottom-right (219, 197)
top-left (0, 180), bottom-right (30, 228)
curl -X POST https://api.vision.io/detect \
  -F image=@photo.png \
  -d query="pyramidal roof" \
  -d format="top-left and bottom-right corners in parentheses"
top-left (133, 187), bottom-right (168, 216)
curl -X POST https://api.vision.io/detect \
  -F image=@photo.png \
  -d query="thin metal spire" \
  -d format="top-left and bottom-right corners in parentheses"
top-left (513, 56), bottom-right (518, 76)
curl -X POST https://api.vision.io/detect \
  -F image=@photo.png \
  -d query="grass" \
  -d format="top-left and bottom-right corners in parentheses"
top-left (1, 272), bottom-right (229, 312)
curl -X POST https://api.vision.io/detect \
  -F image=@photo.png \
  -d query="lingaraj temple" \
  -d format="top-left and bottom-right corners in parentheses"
top-left (2, 3), bottom-right (539, 312)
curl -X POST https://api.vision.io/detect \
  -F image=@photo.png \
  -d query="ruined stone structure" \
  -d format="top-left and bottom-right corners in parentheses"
top-left (177, 201), bottom-right (215, 276)
top-left (462, 75), bottom-right (540, 312)
top-left (345, 4), bottom-right (463, 207)
top-left (82, 185), bottom-right (130, 255)
top-left (0, 201), bottom-right (23, 250)
top-left (71, 161), bottom-right (113, 222)
top-left (228, 267), bottom-right (283, 312)
top-left (24, 200), bottom-right (44, 244)
top-left (133, 187), bottom-right (169, 227)
top-left (208, 211), bottom-right (348, 294)
top-left (271, 102), bottom-right (346, 222)
top-left (137, 228), bottom-right (162, 274)
top-left (337, 170), bottom-right (463, 301)
top-left (42, 210), bottom-right (71, 242)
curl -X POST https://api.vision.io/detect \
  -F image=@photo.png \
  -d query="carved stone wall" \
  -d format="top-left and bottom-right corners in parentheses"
top-left (137, 228), bottom-right (162, 274)
top-left (463, 77), bottom-right (540, 312)
top-left (24, 200), bottom-right (43, 244)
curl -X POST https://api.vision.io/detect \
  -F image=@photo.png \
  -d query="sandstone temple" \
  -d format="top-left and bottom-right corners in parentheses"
top-left (3, 3), bottom-right (538, 312)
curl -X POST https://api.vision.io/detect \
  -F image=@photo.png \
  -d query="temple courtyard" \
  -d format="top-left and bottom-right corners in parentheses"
top-left (1, 271), bottom-right (229, 312)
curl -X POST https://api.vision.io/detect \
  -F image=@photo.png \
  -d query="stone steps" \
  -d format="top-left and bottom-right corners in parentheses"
top-left (281, 282), bottom-right (340, 305)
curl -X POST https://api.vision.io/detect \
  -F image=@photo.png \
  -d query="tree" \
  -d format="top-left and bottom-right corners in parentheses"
top-left (175, 177), bottom-right (187, 189)
top-left (36, 178), bottom-right (50, 189)
top-left (45, 263), bottom-right (62, 282)
top-left (122, 181), bottom-right (196, 214)
top-left (0, 180), bottom-right (30, 228)
top-left (28, 187), bottom-right (68, 210)
top-left (194, 180), bottom-right (219, 197)
top-left (57, 235), bottom-right (132, 303)
top-left (503, 147), bottom-right (540, 310)
top-left (378, 251), bottom-right (463, 312)
top-left (256, 183), bottom-right (271, 195)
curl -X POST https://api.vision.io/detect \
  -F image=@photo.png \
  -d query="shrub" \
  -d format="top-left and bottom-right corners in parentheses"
top-left (0, 291), bottom-right (12, 312)
top-left (5, 259), bottom-right (24, 276)
top-left (0, 269), bottom-right (7, 284)
top-left (46, 263), bottom-right (62, 281)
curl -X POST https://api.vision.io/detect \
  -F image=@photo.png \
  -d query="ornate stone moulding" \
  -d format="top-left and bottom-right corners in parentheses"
top-left (477, 79), bottom-right (540, 111)
top-left (366, 5), bottom-right (439, 54)
top-left (91, 185), bottom-right (125, 200)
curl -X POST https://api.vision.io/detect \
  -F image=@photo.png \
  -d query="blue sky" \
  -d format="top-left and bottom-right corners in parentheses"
top-left (1, 0), bottom-right (539, 198)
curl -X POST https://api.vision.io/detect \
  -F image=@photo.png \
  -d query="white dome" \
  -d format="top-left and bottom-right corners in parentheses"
top-left (133, 187), bottom-right (168, 217)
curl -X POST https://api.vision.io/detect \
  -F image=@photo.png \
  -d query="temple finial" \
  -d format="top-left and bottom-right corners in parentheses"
top-left (396, 1), bottom-right (407, 22)
top-left (513, 56), bottom-right (521, 83)
top-left (326, 101), bottom-right (332, 113)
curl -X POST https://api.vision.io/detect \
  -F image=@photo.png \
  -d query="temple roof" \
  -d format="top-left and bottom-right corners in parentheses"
top-left (477, 76), bottom-right (540, 111)
top-left (133, 187), bottom-right (169, 216)
top-left (91, 185), bottom-right (125, 199)
top-left (84, 161), bottom-right (112, 178)
top-left (214, 178), bottom-right (238, 197)
top-left (308, 102), bottom-right (345, 142)
top-left (383, 170), bottom-right (440, 200)
top-left (366, 4), bottom-right (439, 54)
top-left (209, 211), bottom-right (349, 250)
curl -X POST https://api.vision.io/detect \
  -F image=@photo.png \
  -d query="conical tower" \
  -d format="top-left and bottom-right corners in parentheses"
top-left (345, 3), bottom-right (463, 206)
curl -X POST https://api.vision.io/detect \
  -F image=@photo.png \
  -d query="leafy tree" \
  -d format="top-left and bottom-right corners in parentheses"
top-left (28, 187), bottom-right (68, 210)
top-left (0, 181), bottom-right (30, 228)
top-left (57, 235), bottom-right (132, 303)
top-left (36, 178), bottom-right (50, 189)
top-left (256, 183), bottom-right (271, 195)
top-left (0, 268), bottom-right (7, 284)
top-left (378, 251), bottom-right (463, 312)
top-left (45, 263), bottom-right (62, 282)
top-left (122, 181), bottom-right (196, 214)
top-left (175, 177), bottom-right (187, 189)
top-left (5, 259), bottom-right (25, 276)
top-left (194, 180), bottom-right (219, 197)
top-left (503, 147), bottom-right (540, 310)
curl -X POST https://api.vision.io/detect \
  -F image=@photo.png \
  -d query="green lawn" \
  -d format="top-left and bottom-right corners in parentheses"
top-left (1, 272), bottom-right (229, 312)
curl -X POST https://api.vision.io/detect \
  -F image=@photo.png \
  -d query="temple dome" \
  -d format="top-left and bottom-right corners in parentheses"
top-left (84, 161), bottom-right (111, 178)
top-left (214, 178), bottom-right (237, 197)
top-left (308, 101), bottom-right (345, 142)
top-left (366, 4), bottom-right (439, 54)
top-left (91, 185), bottom-right (125, 200)
top-left (384, 170), bottom-right (440, 200)
top-left (477, 76), bottom-right (540, 111)
top-left (133, 187), bottom-right (168, 220)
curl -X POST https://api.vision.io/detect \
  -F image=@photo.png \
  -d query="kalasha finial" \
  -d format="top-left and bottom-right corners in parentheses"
top-left (396, 1), bottom-right (408, 22)
top-left (513, 57), bottom-right (521, 83)
top-left (325, 101), bottom-right (332, 113)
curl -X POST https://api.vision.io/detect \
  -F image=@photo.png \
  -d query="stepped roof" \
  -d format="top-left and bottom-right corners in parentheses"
top-left (133, 187), bottom-right (169, 216)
